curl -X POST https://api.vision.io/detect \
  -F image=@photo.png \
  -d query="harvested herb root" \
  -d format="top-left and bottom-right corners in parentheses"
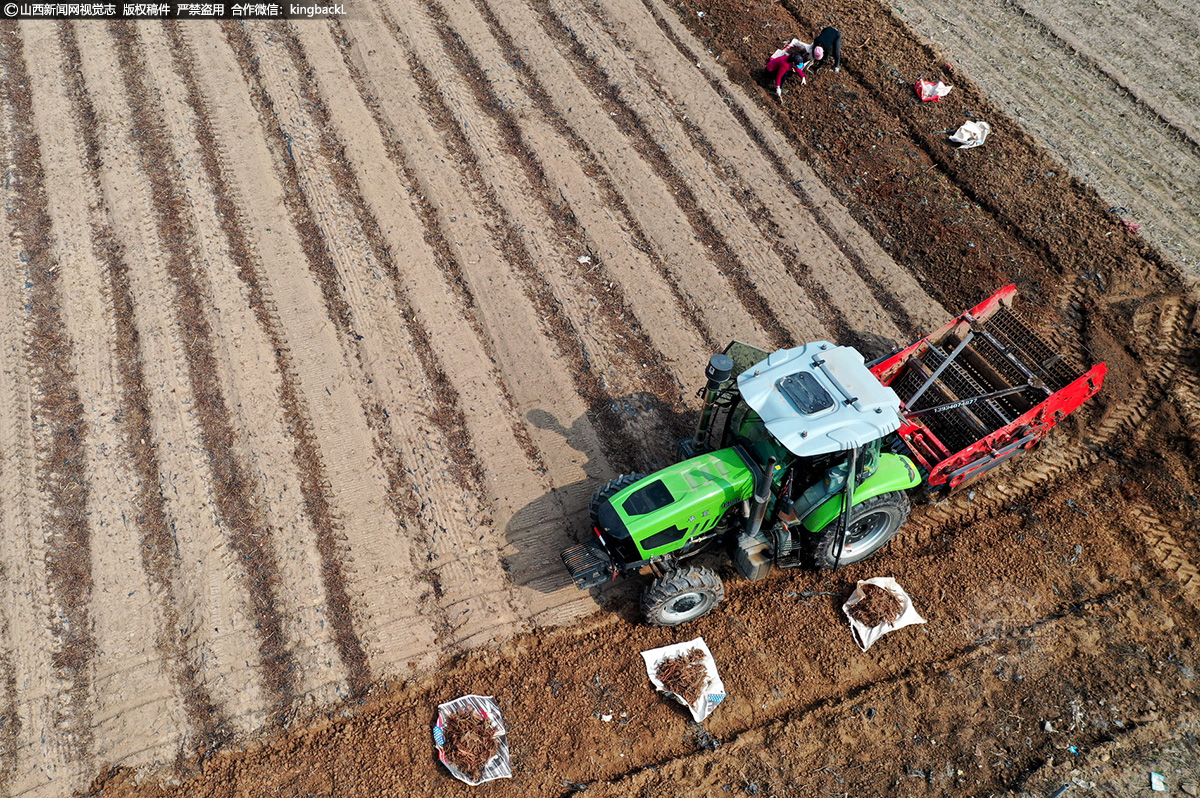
top-left (848, 583), bottom-right (903, 627)
top-left (654, 647), bottom-right (709, 705)
top-left (441, 709), bottom-right (500, 781)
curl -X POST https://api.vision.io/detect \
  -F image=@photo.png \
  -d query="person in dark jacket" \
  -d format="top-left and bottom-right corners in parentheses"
top-left (809, 26), bottom-right (842, 73)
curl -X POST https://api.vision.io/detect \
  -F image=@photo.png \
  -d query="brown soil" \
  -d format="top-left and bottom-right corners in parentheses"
top-left (847, 583), bottom-right (903, 628)
top-left (439, 710), bottom-right (501, 782)
top-left (654, 647), bottom-right (709, 706)
top-left (0, 0), bottom-right (1198, 796)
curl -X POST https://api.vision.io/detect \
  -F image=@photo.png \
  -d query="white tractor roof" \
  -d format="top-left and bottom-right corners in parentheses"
top-left (737, 342), bottom-right (904, 457)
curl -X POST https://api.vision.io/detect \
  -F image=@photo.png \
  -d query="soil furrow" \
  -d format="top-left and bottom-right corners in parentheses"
top-left (1011, 0), bottom-right (1200, 145)
top-left (131, 20), bottom-right (352, 709)
top-left (109, 20), bottom-right (300, 725)
top-left (26, 21), bottom-right (196, 775)
top-left (325, 17), bottom-right (553, 486)
top-left (378, 9), bottom-right (655, 475)
top-left (1, 22), bottom-right (96, 794)
top-left (524, 0), bottom-right (795, 350)
top-left (458, 0), bottom-right (771, 350)
top-left (336, 4), bottom-right (611, 615)
top-left (560, 0), bottom-right (864, 343)
top-left (422, 0), bottom-right (692, 416)
top-left (889, 0), bottom-right (1200, 273)
top-left (183, 19), bottom-right (440, 673)
top-left (55, 22), bottom-right (234, 758)
top-left (0, 24), bottom-right (48, 795)
top-left (240, 19), bottom-right (517, 650)
top-left (457, 0), bottom-right (720, 354)
top-left (382, 1), bottom-right (688, 470)
top-left (70, 21), bottom-right (272, 736)
top-left (161, 20), bottom-right (370, 700)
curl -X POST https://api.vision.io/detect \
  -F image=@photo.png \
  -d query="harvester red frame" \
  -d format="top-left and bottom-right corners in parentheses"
top-left (870, 286), bottom-right (1106, 492)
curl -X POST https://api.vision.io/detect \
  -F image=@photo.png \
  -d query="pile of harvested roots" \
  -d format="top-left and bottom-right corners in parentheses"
top-left (847, 583), bottom-right (903, 627)
top-left (441, 709), bottom-right (500, 780)
top-left (654, 647), bottom-right (709, 705)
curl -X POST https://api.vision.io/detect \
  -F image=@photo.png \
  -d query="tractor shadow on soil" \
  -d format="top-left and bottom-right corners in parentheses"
top-left (503, 397), bottom-right (694, 621)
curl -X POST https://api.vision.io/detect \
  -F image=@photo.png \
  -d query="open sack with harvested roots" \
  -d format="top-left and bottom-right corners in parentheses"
top-left (842, 577), bottom-right (926, 651)
top-left (641, 637), bottom-right (726, 722)
top-left (433, 695), bottom-right (512, 785)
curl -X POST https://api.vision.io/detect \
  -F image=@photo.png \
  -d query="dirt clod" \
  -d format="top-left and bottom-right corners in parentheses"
top-left (847, 584), bottom-right (903, 627)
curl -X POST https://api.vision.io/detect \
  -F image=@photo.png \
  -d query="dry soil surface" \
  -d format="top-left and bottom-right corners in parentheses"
top-left (0, 0), bottom-right (1196, 797)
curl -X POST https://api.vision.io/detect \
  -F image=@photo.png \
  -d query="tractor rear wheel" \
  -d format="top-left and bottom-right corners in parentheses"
top-left (805, 491), bottom-right (910, 570)
top-left (640, 566), bottom-right (725, 626)
top-left (588, 473), bottom-right (647, 526)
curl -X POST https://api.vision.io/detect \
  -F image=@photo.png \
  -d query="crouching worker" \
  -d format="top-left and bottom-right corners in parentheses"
top-left (766, 39), bottom-right (809, 99)
top-left (808, 26), bottom-right (842, 73)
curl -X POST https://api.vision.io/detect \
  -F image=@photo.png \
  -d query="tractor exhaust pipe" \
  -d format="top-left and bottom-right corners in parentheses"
top-left (693, 353), bottom-right (734, 451)
top-left (745, 455), bottom-right (776, 540)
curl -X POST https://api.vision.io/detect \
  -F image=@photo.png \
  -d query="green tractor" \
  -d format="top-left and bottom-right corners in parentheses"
top-left (561, 287), bottom-right (1106, 625)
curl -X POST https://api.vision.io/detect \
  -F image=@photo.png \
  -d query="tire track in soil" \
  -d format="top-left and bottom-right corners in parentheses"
top-left (636, 0), bottom-right (946, 336)
top-left (451, 0), bottom-right (720, 357)
top-left (1126, 501), bottom-right (1200, 609)
top-left (379, 2), bottom-right (690, 468)
top-left (561, 0), bottom-right (907, 344)
top-left (455, 0), bottom-right (772, 352)
top-left (0, 22), bottom-right (96, 795)
top-left (523, 0), bottom-right (797, 351)
top-left (131, 21), bottom-right (353, 709)
top-left (29, 22), bottom-right (188, 773)
top-left (69, 22), bottom-right (272, 736)
top-left (187, 19), bottom-right (439, 673)
top-left (325, 17), bottom-right (601, 622)
top-left (161, 20), bottom-right (370, 700)
top-left (239, 20), bottom-right (519, 650)
top-left (108, 20), bottom-right (301, 727)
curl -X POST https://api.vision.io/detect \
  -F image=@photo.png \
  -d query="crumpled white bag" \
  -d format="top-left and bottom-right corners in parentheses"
top-left (641, 637), bottom-right (726, 722)
top-left (842, 577), bottom-right (926, 651)
top-left (949, 120), bottom-right (991, 149)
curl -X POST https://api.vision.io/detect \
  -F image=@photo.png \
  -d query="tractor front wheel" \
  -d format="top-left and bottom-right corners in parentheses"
top-left (588, 473), bottom-right (647, 526)
top-left (640, 566), bottom-right (725, 626)
top-left (805, 491), bottom-right (910, 570)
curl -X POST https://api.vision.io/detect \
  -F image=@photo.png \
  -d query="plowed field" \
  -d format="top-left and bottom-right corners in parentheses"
top-left (0, 0), bottom-right (1197, 796)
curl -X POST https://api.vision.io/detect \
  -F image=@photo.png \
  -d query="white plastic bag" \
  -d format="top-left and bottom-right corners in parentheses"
top-left (842, 577), bottom-right (926, 651)
top-left (432, 694), bottom-right (512, 785)
top-left (949, 120), bottom-right (991, 149)
top-left (641, 637), bottom-right (726, 722)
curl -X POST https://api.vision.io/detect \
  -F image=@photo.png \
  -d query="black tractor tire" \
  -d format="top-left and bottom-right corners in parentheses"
top-left (640, 566), bottom-right (725, 626)
top-left (588, 473), bottom-right (647, 526)
top-left (804, 491), bottom-right (911, 570)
